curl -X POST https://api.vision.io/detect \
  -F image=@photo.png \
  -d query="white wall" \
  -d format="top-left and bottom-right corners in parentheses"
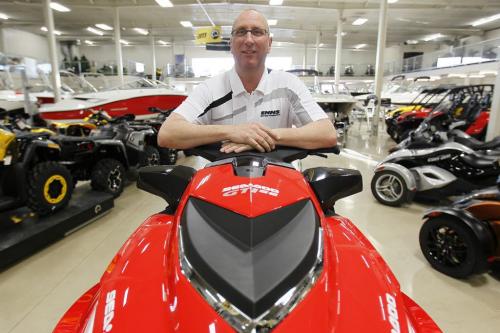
top-left (1, 28), bottom-right (52, 61)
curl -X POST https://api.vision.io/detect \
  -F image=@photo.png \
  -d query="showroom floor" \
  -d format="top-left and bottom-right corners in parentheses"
top-left (0, 120), bottom-right (499, 333)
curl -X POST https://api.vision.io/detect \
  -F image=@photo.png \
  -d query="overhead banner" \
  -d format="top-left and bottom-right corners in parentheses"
top-left (195, 26), bottom-right (222, 44)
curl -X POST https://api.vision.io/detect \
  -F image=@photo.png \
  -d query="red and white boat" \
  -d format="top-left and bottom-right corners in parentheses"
top-left (39, 78), bottom-right (187, 121)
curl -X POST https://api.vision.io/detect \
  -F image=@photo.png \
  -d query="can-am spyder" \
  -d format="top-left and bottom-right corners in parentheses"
top-left (371, 142), bottom-right (499, 206)
top-left (53, 145), bottom-right (441, 333)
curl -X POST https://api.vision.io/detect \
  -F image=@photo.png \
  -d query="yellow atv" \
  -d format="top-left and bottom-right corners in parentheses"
top-left (0, 127), bottom-right (73, 219)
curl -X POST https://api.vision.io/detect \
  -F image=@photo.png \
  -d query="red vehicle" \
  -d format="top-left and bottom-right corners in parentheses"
top-left (53, 146), bottom-right (441, 333)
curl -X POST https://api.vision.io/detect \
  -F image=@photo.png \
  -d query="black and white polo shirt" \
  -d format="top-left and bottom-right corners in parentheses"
top-left (173, 67), bottom-right (328, 128)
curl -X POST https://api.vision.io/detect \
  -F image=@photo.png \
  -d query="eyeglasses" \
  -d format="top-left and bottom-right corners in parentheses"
top-left (231, 28), bottom-right (268, 38)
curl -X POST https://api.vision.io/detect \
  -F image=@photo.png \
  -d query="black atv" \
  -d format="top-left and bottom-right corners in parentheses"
top-left (0, 126), bottom-right (73, 218)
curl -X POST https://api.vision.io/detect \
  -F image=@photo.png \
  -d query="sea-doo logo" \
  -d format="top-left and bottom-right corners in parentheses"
top-left (103, 290), bottom-right (116, 332)
top-left (260, 110), bottom-right (280, 117)
top-left (222, 184), bottom-right (279, 197)
top-left (427, 154), bottom-right (451, 163)
top-left (386, 293), bottom-right (401, 333)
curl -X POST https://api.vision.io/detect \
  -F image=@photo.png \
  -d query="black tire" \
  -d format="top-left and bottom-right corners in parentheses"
top-left (90, 158), bottom-right (125, 197)
top-left (371, 170), bottom-right (414, 206)
top-left (419, 216), bottom-right (489, 278)
top-left (27, 161), bottom-right (73, 216)
top-left (159, 147), bottom-right (178, 165)
top-left (140, 146), bottom-right (160, 167)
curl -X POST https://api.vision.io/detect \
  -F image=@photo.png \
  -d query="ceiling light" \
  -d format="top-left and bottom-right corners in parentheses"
top-left (0, 12), bottom-right (9, 20)
top-left (50, 2), bottom-right (71, 12)
top-left (336, 32), bottom-right (347, 37)
top-left (87, 27), bottom-right (104, 36)
top-left (84, 40), bottom-right (94, 45)
top-left (269, 0), bottom-right (284, 5)
top-left (155, 0), bottom-right (174, 7)
top-left (158, 40), bottom-right (169, 45)
top-left (120, 39), bottom-right (129, 45)
top-left (406, 40), bottom-right (419, 45)
top-left (180, 21), bottom-right (193, 28)
top-left (354, 43), bottom-right (367, 49)
top-left (319, 43), bottom-right (325, 47)
top-left (388, 0), bottom-right (399, 3)
top-left (41, 26), bottom-right (62, 35)
top-left (268, 19), bottom-right (278, 26)
top-left (134, 27), bottom-right (149, 35)
top-left (95, 24), bottom-right (113, 31)
top-left (471, 13), bottom-right (500, 26)
top-left (468, 74), bottom-right (485, 78)
top-left (423, 33), bottom-right (443, 41)
top-left (352, 18), bottom-right (368, 26)
top-left (447, 74), bottom-right (467, 78)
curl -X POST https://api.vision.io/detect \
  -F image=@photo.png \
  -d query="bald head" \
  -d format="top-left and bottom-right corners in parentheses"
top-left (231, 9), bottom-right (270, 34)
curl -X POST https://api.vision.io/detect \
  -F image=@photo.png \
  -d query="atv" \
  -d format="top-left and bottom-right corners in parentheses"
top-left (419, 178), bottom-right (500, 278)
top-left (0, 126), bottom-right (73, 218)
top-left (52, 145), bottom-right (442, 333)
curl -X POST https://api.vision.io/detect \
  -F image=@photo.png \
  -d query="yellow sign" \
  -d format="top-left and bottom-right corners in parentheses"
top-left (195, 26), bottom-right (222, 44)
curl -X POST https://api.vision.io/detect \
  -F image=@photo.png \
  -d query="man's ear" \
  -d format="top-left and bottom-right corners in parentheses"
top-left (267, 36), bottom-right (272, 53)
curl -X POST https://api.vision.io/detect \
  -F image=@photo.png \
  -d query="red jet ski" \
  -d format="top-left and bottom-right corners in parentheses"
top-left (53, 146), bottom-right (441, 333)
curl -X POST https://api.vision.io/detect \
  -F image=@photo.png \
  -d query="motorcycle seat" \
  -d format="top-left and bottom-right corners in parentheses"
top-left (461, 154), bottom-right (498, 168)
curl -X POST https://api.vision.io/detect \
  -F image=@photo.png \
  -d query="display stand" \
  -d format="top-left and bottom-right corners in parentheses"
top-left (0, 189), bottom-right (114, 270)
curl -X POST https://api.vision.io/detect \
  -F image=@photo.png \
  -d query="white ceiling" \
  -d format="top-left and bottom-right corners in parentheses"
top-left (0, 0), bottom-right (500, 48)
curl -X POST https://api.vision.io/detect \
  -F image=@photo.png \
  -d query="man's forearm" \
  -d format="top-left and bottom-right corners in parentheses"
top-left (158, 118), bottom-right (229, 149)
top-left (274, 119), bottom-right (337, 149)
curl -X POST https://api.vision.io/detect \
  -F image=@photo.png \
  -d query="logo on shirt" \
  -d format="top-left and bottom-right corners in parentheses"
top-left (260, 110), bottom-right (281, 117)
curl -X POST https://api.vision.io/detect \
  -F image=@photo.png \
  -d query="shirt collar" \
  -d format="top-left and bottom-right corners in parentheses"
top-left (229, 67), bottom-right (269, 96)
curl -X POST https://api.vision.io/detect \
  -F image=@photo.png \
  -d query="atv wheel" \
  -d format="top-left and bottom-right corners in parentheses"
top-left (371, 170), bottom-right (413, 206)
top-left (140, 146), bottom-right (160, 167)
top-left (91, 158), bottom-right (125, 197)
top-left (159, 148), bottom-right (178, 165)
top-left (27, 161), bottom-right (73, 216)
top-left (419, 216), bottom-right (489, 278)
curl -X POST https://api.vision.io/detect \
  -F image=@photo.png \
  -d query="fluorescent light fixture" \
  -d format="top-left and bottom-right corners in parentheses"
top-left (84, 40), bottom-right (94, 45)
top-left (319, 43), bottom-right (325, 47)
top-left (447, 73), bottom-right (467, 78)
top-left (0, 12), bottom-right (9, 20)
top-left (354, 43), bottom-right (367, 49)
top-left (41, 26), bottom-right (61, 35)
top-left (87, 27), bottom-right (104, 36)
top-left (469, 74), bottom-right (485, 78)
top-left (180, 21), bottom-right (193, 27)
top-left (423, 33), bottom-right (443, 41)
top-left (388, 0), bottom-right (399, 3)
top-left (120, 39), bottom-right (129, 45)
top-left (134, 27), bottom-right (149, 35)
top-left (50, 2), bottom-right (71, 12)
top-left (336, 32), bottom-right (347, 37)
top-left (479, 70), bottom-right (498, 75)
top-left (95, 24), bottom-right (113, 31)
top-left (269, 0), bottom-right (283, 5)
top-left (406, 40), bottom-right (419, 44)
top-left (471, 13), bottom-right (500, 26)
top-left (155, 0), bottom-right (173, 7)
top-left (352, 18), bottom-right (368, 26)
top-left (158, 40), bottom-right (169, 45)
top-left (268, 19), bottom-right (278, 26)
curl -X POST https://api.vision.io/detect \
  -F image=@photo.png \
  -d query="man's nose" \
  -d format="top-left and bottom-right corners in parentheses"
top-left (243, 32), bottom-right (255, 43)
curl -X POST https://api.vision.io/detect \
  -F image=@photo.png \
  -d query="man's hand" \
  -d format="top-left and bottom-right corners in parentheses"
top-left (226, 123), bottom-right (279, 152)
top-left (220, 142), bottom-right (254, 154)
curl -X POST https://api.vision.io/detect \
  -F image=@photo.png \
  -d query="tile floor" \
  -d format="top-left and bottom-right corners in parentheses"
top-left (0, 121), bottom-right (499, 333)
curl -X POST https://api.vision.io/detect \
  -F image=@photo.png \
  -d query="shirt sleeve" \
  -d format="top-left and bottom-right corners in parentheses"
top-left (173, 82), bottom-right (212, 125)
top-left (287, 74), bottom-right (328, 127)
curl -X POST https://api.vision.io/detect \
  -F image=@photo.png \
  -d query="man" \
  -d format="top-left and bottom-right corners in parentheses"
top-left (158, 9), bottom-right (336, 153)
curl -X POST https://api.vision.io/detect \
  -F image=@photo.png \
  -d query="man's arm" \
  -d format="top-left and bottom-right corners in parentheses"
top-left (274, 118), bottom-right (337, 149)
top-left (158, 113), bottom-right (279, 152)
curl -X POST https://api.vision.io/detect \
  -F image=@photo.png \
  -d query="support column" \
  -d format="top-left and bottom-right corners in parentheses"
top-left (113, 7), bottom-right (124, 84)
top-left (150, 34), bottom-right (156, 80)
top-left (314, 32), bottom-right (320, 71)
top-left (43, 0), bottom-right (61, 102)
top-left (486, 63), bottom-right (500, 140)
top-left (334, 10), bottom-right (343, 88)
top-left (303, 44), bottom-right (308, 68)
top-left (372, 0), bottom-right (389, 134)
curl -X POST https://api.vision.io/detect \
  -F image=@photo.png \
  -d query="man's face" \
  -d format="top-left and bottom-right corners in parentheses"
top-left (230, 11), bottom-right (272, 72)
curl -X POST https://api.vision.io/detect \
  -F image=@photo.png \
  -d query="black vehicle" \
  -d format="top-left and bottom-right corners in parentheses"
top-left (0, 127), bottom-right (73, 217)
top-left (371, 141), bottom-right (500, 206)
top-left (419, 179), bottom-right (500, 278)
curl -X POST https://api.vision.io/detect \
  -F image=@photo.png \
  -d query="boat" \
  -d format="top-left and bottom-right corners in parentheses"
top-left (39, 77), bottom-right (187, 122)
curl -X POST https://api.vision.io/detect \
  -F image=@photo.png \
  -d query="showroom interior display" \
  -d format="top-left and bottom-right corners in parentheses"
top-left (0, 1), bottom-right (500, 333)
